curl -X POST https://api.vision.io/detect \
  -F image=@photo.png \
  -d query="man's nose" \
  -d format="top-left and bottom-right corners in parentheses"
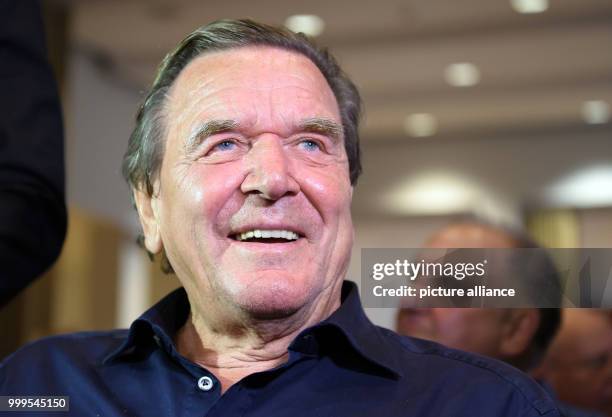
top-left (240, 135), bottom-right (300, 200)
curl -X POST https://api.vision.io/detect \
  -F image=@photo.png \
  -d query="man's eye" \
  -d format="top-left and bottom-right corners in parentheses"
top-left (299, 139), bottom-right (321, 152)
top-left (213, 140), bottom-right (237, 151)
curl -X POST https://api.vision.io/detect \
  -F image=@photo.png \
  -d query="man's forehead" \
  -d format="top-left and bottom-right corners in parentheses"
top-left (171, 46), bottom-right (332, 100)
top-left (165, 46), bottom-right (341, 132)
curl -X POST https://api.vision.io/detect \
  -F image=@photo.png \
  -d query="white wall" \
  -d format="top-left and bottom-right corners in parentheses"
top-left (65, 51), bottom-right (143, 233)
top-left (580, 208), bottom-right (612, 247)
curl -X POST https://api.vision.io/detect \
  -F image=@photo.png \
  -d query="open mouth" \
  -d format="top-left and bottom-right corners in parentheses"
top-left (230, 229), bottom-right (301, 243)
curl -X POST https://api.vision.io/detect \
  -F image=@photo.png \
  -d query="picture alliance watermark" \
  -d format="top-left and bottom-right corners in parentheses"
top-left (361, 248), bottom-right (612, 308)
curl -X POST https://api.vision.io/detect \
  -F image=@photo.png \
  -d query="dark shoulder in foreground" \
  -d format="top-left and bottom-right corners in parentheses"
top-left (374, 325), bottom-right (560, 417)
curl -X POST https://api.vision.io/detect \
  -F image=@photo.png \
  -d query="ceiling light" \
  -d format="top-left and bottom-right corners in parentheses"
top-left (383, 173), bottom-right (482, 215)
top-left (510, 0), bottom-right (549, 14)
top-left (403, 113), bottom-right (437, 138)
top-left (444, 62), bottom-right (480, 87)
top-left (582, 100), bottom-right (610, 125)
top-left (545, 166), bottom-right (612, 208)
top-left (284, 15), bottom-right (325, 37)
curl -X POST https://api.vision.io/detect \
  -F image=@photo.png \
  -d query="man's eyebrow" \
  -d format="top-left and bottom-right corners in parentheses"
top-left (298, 118), bottom-right (344, 142)
top-left (184, 119), bottom-right (237, 153)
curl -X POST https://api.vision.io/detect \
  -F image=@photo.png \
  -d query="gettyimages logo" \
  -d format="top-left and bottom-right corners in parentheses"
top-left (371, 258), bottom-right (488, 281)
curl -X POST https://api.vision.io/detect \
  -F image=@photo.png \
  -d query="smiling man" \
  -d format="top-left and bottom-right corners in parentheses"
top-left (0, 20), bottom-right (561, 417)
top-left (130, 41), bottom-right (355, 390)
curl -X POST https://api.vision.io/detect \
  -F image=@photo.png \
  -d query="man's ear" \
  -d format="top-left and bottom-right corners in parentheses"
top-left (499, 309), bottom-right (540, 358)
top-left (133, 187), bottom-right (163, 254)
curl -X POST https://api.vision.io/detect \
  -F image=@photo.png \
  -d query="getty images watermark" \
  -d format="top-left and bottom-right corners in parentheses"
top-left (361, 248), bottom-right (612, 308)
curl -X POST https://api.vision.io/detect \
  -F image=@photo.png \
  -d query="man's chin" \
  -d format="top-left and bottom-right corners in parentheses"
top-left (236, 290), bottom-right (309, 320)
top-left (218, 270), bottom-right (325, 321)
top-left (229, 282), bottom-right (313, 321)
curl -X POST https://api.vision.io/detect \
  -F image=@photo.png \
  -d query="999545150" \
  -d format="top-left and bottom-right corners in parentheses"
top-left (0, 396), bottom-right (69, 412)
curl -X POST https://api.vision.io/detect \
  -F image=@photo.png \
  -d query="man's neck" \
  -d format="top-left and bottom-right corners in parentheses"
top-left (175, 288), bottom-right (342, 393)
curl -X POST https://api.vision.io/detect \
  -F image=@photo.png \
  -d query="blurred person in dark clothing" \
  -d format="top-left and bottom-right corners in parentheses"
top-left (0, 0), bottom-right (66, 306)
top-left (396, 221), bottom-right (602, 417)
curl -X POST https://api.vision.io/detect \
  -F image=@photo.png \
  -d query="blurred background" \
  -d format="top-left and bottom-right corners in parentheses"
top-left (2, 0), bottom-right (611, 357)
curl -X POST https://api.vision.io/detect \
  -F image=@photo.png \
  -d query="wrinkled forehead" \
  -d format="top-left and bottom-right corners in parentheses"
top-left (164, 46), bottom-right (341, 129)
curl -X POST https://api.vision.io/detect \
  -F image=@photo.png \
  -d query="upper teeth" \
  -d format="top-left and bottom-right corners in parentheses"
top-left (236, 229), bottom-right (299, 241)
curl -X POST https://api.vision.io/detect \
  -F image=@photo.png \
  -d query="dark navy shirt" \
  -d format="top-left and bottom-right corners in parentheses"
top-left (1, 281), bottom-right (560, 416)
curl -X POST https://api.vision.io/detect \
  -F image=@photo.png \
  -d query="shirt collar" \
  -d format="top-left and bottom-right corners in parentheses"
top-left (312, 281), bottom-right (403, 378)
top-left (103, 287), bottom-right (190, 364)
top-left (104, 281), bottom-right (402, 378)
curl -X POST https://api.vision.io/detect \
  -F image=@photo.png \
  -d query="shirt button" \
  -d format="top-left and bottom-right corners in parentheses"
top-left (197, 376), bottom-right (214, 391)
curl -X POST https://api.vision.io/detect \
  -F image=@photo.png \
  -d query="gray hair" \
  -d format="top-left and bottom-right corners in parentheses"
top-left (122, 19), bottom-right (363, 272)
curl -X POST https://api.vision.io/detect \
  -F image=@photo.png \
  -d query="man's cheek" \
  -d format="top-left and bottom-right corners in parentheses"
top-left (303, 177), bottom-right (352, 215)
top-left (180, 178), bottom-right (225, 215)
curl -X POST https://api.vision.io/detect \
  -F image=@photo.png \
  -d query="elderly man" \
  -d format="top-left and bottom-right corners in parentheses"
top-left (0, 20), bottom-right (560, 417)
